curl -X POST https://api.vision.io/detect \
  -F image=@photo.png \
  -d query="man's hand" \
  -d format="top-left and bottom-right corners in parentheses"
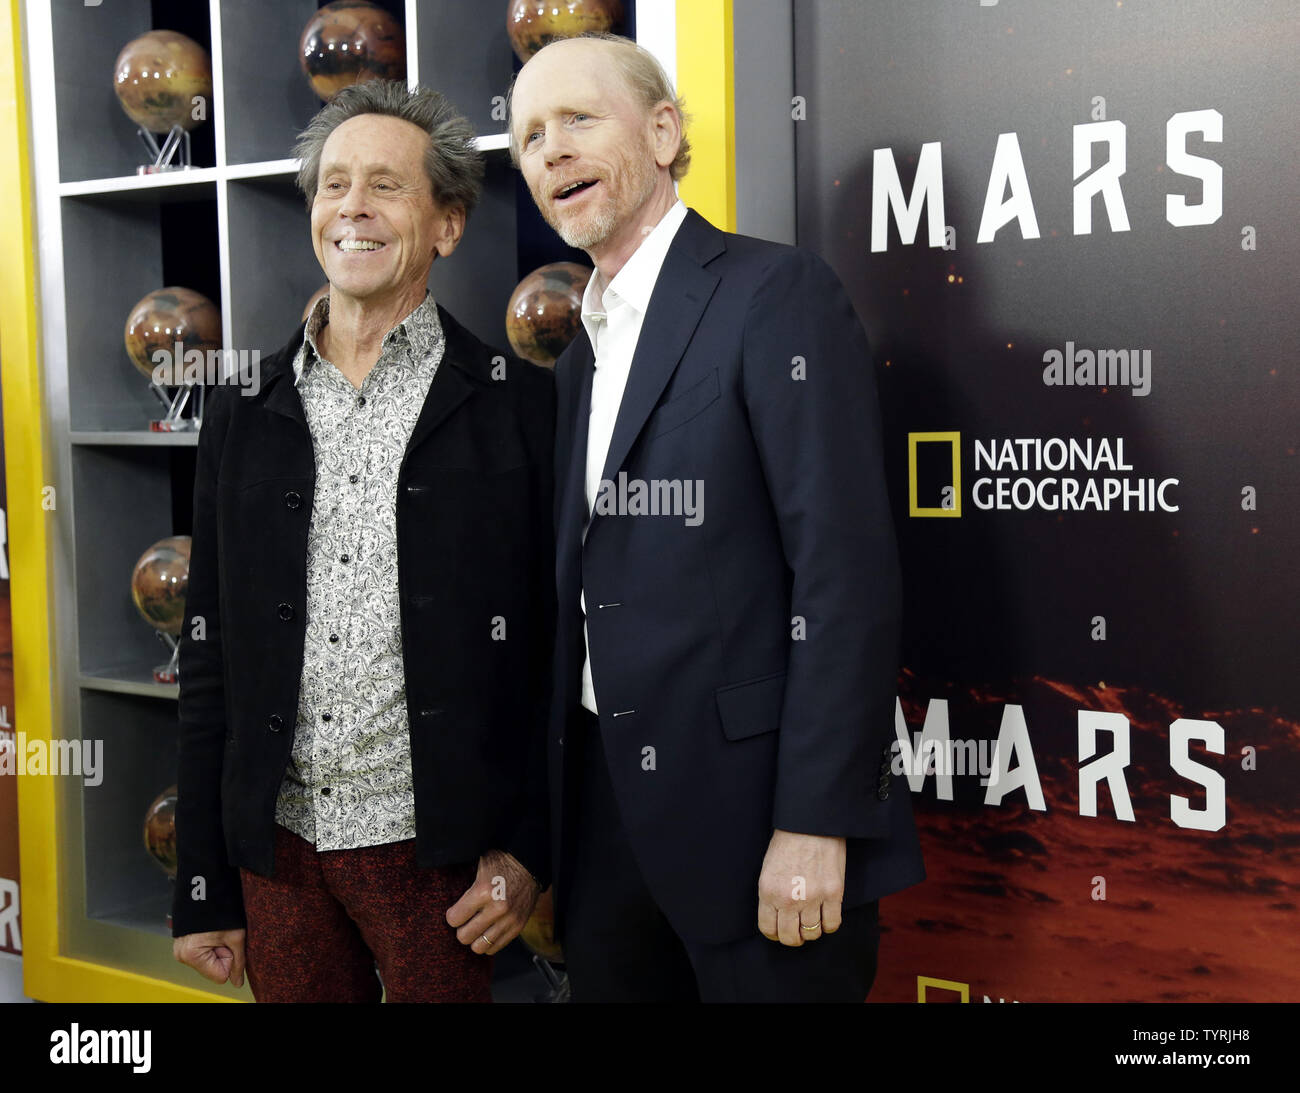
top-left (173, 929), bottom-right (246, 987)
top-left (757, 829), bottom-right (847, 946)
top-left (446, 850), bottom-right (541, 956)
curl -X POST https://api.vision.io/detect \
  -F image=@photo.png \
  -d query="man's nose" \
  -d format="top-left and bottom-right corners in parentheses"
top-left (338, 184), bottom-right (371, 218)
top-left (541, 124), bottom-right (575, 166)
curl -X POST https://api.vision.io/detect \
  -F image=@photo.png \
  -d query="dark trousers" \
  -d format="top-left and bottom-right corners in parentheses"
top-left (239, 824), bottom-right (491, 1003)
top-left (558, 707), bottom-right (881, 1003)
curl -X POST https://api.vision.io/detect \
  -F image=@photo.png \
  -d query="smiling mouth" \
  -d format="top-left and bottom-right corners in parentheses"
top-left (554, 179), bottom-right (598, 203)
top-left (335, 239), bottom-right (385, 252)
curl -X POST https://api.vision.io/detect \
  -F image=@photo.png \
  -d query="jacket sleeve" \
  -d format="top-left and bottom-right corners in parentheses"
top-left (171, 381), bottom-right (247, 935)
top-left (499, 360), bottom-right (557, 887)
top-left (740, 247), bottom-right (903, 839)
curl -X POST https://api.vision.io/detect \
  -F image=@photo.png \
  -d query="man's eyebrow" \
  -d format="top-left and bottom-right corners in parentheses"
top-left (512, 109), bottom-right (540, 133)
top-left (516, 103), bottom-right (598, 131)
top-left (318, 162), bottom-right (405, 176)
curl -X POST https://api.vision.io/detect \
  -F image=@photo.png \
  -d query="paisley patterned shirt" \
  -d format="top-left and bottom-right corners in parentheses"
top-left (273, 291), bottom-right (445, 850)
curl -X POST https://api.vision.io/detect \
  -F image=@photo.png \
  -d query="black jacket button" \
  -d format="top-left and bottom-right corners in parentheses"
top-left (283, 490), bottom-right (302, 510)
top-left (277, 602), bottom-right (294, 621)
top-left (267, 714), bottom-right (284, 733)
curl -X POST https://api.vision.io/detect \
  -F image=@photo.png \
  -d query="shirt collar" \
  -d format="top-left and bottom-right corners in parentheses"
top-left (580, 199), bottom-right (688, 346)
top-left (294, 290), bottom-right (442, 385)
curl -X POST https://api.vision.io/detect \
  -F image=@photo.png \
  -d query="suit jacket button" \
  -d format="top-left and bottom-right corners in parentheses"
top-left (277, 602), bottom-right (294, 621)
top-left (558, 736), bottom-right (565, 748)
top-left (283, 490), bottom-right (302, 510)
top-left (267, 714), bottom-right (284, 733)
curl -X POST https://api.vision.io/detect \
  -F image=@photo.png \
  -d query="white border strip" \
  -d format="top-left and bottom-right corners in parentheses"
top-left (634, 0), bottom-right (677, 91)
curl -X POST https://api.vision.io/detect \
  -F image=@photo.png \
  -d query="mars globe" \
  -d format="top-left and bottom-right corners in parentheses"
top-left (113, 30), bottom-right (212, 134)
top-left (131, 536), bottom-right (191, 637)
top-left (143, 786), bottom-right (179, 879)
top-left (506, 0), bottom-right (625, 63)
top-left (505, 261), bottom-right (592, 367)
top-left (124, 287), bottom-right (222, 385)
top-left (300, 1), bottom-right (406, 102)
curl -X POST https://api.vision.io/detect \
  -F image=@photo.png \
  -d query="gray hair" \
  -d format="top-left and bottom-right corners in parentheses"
top-left (506, 33), bottom-right (691, 181)
top-left (294, 80), bottom-right (484, 215)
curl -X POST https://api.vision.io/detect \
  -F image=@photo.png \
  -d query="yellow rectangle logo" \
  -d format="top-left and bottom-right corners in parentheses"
top-left (917, 975), bottom-right (970, 1002)
top-left (908, 431), bottom-right (962, 517)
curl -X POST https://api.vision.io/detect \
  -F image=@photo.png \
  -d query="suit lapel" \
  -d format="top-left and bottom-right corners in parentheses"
top-left (598, 216), bottom-right (722, 489)
top-left (555, 336), bottom-right (595, 559)
top-left (552, 336), bottom-right (595, 715)
top-left (405, 304), bottom-right (479, 456)
top-left (260, 329), bottom-right (309, 430)
top-left (405, 363), bottom-right (473, 455)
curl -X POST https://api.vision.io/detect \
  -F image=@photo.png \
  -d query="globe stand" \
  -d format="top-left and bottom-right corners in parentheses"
top-left (152, 631), bottom-right (180, 684)
top-left (136, 124), bottom-right (192, 175)
top-left (531, 955), bottom-right (570, 1003)
top-left (148, 379), bottom-right (203, 432)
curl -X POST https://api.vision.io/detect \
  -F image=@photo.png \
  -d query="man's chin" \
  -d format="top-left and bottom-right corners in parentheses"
top-left (323, 275), bottom-right (385, 303)
top-left (557, 227), bottom-right (600, 250)
top-left (552, 213), bottom-right (613, 252)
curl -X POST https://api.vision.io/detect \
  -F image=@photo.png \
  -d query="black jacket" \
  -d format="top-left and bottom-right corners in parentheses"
top-left (172, 305), bottom-right (555, 937)
top-left (549, 211), bottom-right (925, 945)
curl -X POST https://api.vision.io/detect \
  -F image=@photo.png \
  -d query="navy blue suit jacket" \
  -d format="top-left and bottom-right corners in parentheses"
top-left (548, 209), bottom-right (924, 945)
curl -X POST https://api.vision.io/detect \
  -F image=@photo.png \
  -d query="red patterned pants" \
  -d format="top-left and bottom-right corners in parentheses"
top-left (239, 823), bottom-right (492, 1002)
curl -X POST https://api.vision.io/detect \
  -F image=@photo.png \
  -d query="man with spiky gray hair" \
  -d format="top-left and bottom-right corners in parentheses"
top-left (172, 81), bottom-right (554, 1002)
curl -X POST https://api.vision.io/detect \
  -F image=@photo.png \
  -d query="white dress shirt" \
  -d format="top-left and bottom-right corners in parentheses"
top-left (579, 198), bottom-right (688, 714)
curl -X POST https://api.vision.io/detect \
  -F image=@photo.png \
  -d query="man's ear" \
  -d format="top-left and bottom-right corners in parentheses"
top-left (650, 101), bottom-right (681, 170)
top-left (433, 203), bottom-right (467, 259)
